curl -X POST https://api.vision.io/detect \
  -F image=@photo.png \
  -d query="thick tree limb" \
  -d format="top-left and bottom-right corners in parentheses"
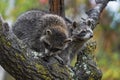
top-left (49, 0), bottom-right (65, 17)
top-left (74, 41), bottom-right (102, 80)
top-left (86, 0), bottom-right (116, 30)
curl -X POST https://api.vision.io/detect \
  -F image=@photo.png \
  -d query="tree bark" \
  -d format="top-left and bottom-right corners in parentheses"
top-left (49, 0), bottom-right (65, 17)
top-left (86, 0), bottom-right (114, 30)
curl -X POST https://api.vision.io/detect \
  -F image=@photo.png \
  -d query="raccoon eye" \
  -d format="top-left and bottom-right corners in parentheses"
top-left (50, 48), bottom-right (61, 52)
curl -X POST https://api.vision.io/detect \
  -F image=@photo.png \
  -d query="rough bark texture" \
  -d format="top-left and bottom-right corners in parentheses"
top-left (74, 41), bottom-right (102, 80)
top-left (0, 0), bottom-right (115, 80)
top-left (86, 0), bottom-right (113, 30)
top-left (49, 0), bottom-right (65, 17)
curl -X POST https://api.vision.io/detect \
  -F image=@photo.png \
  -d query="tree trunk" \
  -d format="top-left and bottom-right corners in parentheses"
top-left (49, 0), bottom-right (65, 17)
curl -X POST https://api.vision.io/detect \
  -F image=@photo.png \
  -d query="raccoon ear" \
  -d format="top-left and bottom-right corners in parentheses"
top-left (46, 29), bottom-right (52, 35)
top-left (72, 21), bottom-right (77, 29)
top-left (64, 38), bottom-right (72, 44)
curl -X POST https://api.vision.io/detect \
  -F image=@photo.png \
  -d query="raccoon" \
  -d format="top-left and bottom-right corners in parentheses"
top-left (72, 19), bottom-right (93, 41)
top-left (59, 19), bottom-right (94, 65)
top-left (12, 10), bottom-right (71, 57)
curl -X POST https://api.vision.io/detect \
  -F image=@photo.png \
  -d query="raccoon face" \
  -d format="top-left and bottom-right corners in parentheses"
top-left (72, 20), bottom-right (93, 41)
top-left (40, 28), bottom-right (72, 56)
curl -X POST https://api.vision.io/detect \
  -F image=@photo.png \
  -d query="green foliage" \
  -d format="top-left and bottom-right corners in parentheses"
top-left (0, 0), bottom-right (9, 18)
top-left (11, 0), bottom-right (40, 20)
top-left (0, 0), bottom-right (48, 21)
top-left (97, 50), bottom-right (120, 80)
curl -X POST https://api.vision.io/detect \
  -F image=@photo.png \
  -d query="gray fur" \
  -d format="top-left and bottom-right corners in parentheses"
top-left (59, 20), bottom-right (94, 65)
top-left (12, 10), bottom-right (69, 54)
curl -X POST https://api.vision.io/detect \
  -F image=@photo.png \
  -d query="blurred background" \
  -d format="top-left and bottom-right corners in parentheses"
top-left (0, 0), bottom-right (120, 80)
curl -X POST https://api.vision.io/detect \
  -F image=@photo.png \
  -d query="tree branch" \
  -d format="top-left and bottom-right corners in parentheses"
top-left (86, 0), bottom-right (116, 30)
top-left (74, 41), bottom-right (102, 80)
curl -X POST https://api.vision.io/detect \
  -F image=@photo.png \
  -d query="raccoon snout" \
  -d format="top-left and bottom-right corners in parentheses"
top-left (80, 30), bottom-right (86, 36)
top-left (90, 33), bottom-right (93, 38)
top-left (76, 30), bottom-right (86, 37)
top-left (76, 30), bottom-right (93, 39)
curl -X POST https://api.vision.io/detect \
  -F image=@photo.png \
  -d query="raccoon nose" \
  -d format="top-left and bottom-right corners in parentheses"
top-left (90, 34), bottom-right (93, 38)
top-left (79, 30), bottom-right (86, 36)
